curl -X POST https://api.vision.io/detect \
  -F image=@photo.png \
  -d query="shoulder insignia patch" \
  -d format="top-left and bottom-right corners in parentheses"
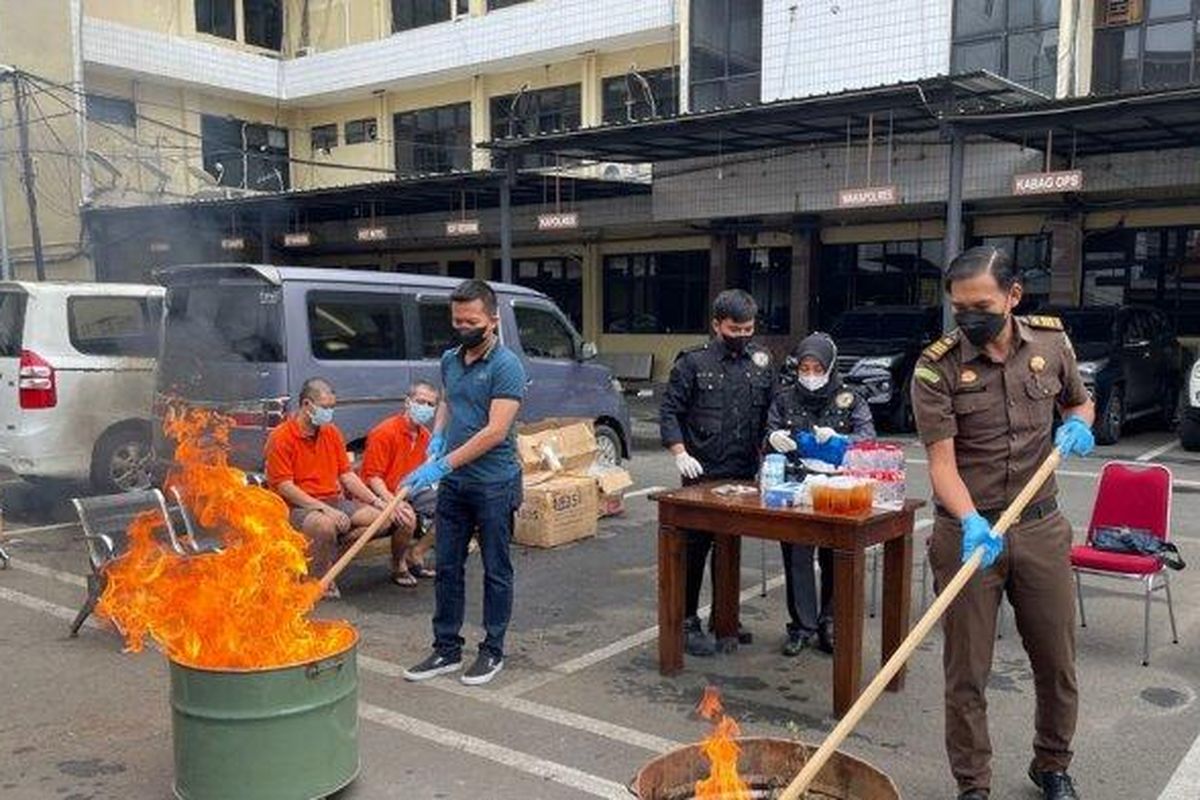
top-left (922, 331), bottom-right (960, 362)
top-left (752, 350), bottom-right (770, 369)
top-left (836, 391), bottom-right (855, 409)
top-left (914, 366), bottom-right (941, 385)
top-left (1026, 315), bottom-right (1064, 331)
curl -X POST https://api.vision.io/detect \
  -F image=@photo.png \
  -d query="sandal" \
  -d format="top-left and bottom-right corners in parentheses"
top-left (390, 569), bottom-right (418, 587)
top-left (406, 561), bottom-right (436, 579)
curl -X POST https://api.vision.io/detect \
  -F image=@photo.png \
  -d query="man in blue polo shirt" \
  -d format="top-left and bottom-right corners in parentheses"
top-left (401, 279), bottom-right (526, 686)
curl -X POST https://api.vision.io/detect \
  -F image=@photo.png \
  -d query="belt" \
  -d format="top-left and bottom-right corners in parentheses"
top-left (935, 497), bottom-right (1058, 527)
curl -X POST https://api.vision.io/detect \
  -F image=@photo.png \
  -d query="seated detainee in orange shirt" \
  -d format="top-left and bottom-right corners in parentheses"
top-left (265, 377), bottom-right (416, 598)
top-left (361, 381), bottom-right (440, 582)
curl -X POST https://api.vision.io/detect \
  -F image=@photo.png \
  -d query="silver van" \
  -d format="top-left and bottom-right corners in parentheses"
top-left (152, 264), bottom-right (630, 473)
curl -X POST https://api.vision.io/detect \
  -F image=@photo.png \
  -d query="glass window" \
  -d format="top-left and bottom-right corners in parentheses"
top-left (195, 0), bottom-right (236, 39)
top-left (1008, 0), bottom-right (1058, 27)
top-left (344, 118), bottom-right (378, 145)
top-left (491, 257), bottom-right (583, 330)
top-left (488, 0), bottom-right (531, 8)
top-left (1149, 0), bottom-right (1193, 20)
top-left (490, 86), bottom-right (581, 168)
top-left (952, 38), bottom-right (1005, 74)
top-left (1143, 19), bottom-right (1194, 87)
top-left (689, 0), bottom-right (762, 111)
top-left (952, 0), bottom-right (1058, 93)
top-left (201, 115), bottom-right (289, 190)
top-left (393, 0), bottom-right (452, 32)
top-left (1008, 28), bottom-right (1058, 94)
top-left (67, 296), bottom-right (161, 358)
top-left (0, 291), bottom-right (26, 357)
top-left (394, 102), bottom-right (472, 175)
top-left (955, 0), bottom-right (1007, 38)
top-left (86, 94), bottom-right (136, 128)
top-left (244, 0), bottom-right (282, 49)
top-left (1093, 27), bottom-right (1142, 93)
top-left (603, 251), bottom-right (710, 334)
top-left (514, 305), bottom-right (576, 359)
top-left (816, 240), bottom-right (945, 330)
top-left (448, 261), bottom-right (476, 278)
top-left (735, 247), bottom-right (791, 334)
top-left (307, 292), bottom-right (407, 361)
top-left (1092, 5), bottom-right (1199, 93)
top-left (602, 68), bottom-right (679, 123)
top-left (310, 124), bottom-right (337, 151)
top-left (417, 298), bottom-right (455, 357)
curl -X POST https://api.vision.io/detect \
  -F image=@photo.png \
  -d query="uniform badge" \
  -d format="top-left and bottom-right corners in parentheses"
top-left (1030, 355), bottom-right (1046, 373)
top-left (752, 351), bottom-right (770, 369)
top-left (836, 391), bottom-right (854, 409)
top-left (914, 366), bottom-right (940, 385)
top-left (960, 369), bottom-right (978, 385)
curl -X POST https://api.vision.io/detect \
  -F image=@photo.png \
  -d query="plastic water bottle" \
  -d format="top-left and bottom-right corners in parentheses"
top-left (760, 454), bottom-right (786, 494)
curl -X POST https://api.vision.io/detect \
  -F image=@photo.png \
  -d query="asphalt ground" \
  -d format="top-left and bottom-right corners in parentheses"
top-left (2, 425), bottom-right (1200, 799)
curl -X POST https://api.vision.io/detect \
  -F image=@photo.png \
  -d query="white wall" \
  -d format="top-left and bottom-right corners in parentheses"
top-left (760, 0), bottom-right (952, 102)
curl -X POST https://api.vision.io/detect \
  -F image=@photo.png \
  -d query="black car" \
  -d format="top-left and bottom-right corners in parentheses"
top-left (828, 305), bottom-right (944, 431)
top-left (1047, 306), bottom-right (1181, 444)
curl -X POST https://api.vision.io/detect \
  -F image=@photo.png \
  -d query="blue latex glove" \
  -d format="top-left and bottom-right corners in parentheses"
top-left (795, 431), bottom-right (850, 466)
top-left (402, 456), bottom-right (451, 492)
top-left (426, 432), bottom-right (447, 462)
top-left (961, 512), bottom-right (1003, 568)
top-left (1054, 414), bottom-right (1095, 459)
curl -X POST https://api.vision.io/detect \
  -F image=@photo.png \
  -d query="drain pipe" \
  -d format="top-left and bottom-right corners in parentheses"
top-left (70, 0), bottom-right (92, 205)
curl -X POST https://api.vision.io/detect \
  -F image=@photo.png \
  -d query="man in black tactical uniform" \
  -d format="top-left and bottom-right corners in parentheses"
top-left (659, 289), bottom-right (775, 657)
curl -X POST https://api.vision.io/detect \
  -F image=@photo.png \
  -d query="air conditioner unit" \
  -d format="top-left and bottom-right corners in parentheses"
top-left (1098, 0), bottom-right (1144, 27)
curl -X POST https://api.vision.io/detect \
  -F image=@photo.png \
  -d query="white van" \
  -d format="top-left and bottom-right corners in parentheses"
top-left (0, 281), bottom-right (163, 493)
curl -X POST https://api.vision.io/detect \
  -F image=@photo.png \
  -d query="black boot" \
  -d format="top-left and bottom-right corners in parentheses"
top-left (817, 619), bottom-right (835, 654)
top-left (1029, 765), bottom-right (1079, 799)
top-left (684, 616), bottom-right (716, 657)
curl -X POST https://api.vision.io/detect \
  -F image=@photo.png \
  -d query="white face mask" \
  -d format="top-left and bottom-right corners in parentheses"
top-left (798, 373), bottom-right (829, 392)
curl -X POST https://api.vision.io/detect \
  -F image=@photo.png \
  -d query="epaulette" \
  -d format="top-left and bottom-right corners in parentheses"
top-left (1025, 315), bottom-right (1064, 331)
top-left (922, 330), bottom-right (960, 362)
top-left (675, 342), bottom-right (709, 362)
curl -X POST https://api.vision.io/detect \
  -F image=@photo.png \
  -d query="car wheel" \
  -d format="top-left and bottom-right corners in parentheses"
top-left (1182, 415), bottom-right (1200, 452)
top-left (1095, 387), bottom-right (1124, 446)
top-left (92, 425), bottom-right (154, 494)
top-left (594, 423), bottom-right (623, 467)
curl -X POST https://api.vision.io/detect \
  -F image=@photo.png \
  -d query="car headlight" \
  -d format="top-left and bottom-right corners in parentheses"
top-left (1077, 359), bottom-right (1107, 380)
top-left (1190, 361), bottom-right (1200, 405)
top-left (856, 355), bottom-right (901, 369)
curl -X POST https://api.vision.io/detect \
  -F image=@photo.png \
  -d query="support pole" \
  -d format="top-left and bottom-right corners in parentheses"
top-left (500, 155), bottom-right (515, 284)
top-left (0, 75), bottom-right (12, 280)
top-left (14, 73), bottom-right (46, 281)
top-left (942, 125), bottom-right (965, 333)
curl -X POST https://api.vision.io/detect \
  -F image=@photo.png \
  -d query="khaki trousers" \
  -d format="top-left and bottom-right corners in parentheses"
top-left (930, 511), bottom-right (1078, 792)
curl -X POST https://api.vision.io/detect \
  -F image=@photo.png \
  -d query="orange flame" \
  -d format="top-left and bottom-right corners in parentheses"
top-left (694, 687), bottom-right (752, 800)
top-left (95, 407), bottom-right (355, 670)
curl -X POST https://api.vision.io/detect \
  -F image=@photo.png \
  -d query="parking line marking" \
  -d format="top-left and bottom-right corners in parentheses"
top-left (2, 521), bottom-right (81, 536)
top-left (1138, 440), bottom-right (1180, 462)
top-left (0, 585), bottom-right (97, 629)
top-left (358, 703), bottom-right (629, 799)
top-left (7, 558), bottom-right (88, 588)
top-left (1159, 723), bottom-right (1200, 799)
top-left (624, 485), bottom-right (667, 500)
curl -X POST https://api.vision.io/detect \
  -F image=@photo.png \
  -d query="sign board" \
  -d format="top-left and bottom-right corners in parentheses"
top-left (220, 237), bottom-right (245, 251)
top-left (148, 241), bottom-right (171, 253)
top-left (836, 185), bottom-right (900, 209)
top-left (446, 219), bottom-right (481, 237)
top-left (356, 226), bottom-right (388, 242)
top-left (283, 231), bottom-right (313, 248)
top-left (1012, 169), bottom-right (1084, 196)
top-left (537, 211), bottom-right (579, 231)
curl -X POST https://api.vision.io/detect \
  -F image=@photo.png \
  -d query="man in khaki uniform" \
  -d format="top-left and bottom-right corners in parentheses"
top-left (911, 246), bottom-right (1095, 800)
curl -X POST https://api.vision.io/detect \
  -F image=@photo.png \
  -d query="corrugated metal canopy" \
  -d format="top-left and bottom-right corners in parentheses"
top-left (484, 72), bottom-right (1045, 163)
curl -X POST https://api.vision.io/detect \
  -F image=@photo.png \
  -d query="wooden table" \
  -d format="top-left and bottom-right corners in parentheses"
top-left (654, 484), bottom-right (923, 718)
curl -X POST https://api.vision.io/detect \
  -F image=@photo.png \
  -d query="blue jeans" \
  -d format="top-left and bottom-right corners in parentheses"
top-left (432, 475), bottom-right (522, 660)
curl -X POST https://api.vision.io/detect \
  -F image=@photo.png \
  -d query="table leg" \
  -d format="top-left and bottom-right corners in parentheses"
top-left (658, 524), bottom-right (686, 675)
top-left (832, 546), bottom-right (866, 718)
top-left (882, 518), bottom-right (914, 692)
top-left (711, 534), bottom-right (741, 643)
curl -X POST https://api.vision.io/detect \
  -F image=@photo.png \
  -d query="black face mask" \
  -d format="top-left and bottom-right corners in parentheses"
top-left (454, 325), bottom-right (489, 350)
top-left (955, 310), bottom-right (1008, 347)
top-left (722, 334), bottom-right (752, 354)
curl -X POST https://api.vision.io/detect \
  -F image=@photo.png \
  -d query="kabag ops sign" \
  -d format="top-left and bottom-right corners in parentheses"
top-left (1012, 170), bottom-right (1084, 196)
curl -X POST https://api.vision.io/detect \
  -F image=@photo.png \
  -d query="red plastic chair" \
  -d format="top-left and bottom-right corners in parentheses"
top-left (1070, 461), bottom-right (1179, 666)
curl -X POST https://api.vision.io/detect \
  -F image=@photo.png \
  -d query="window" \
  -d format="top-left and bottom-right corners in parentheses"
top-left (393, 0), bottom-right (452, 31)
top-left (310, 124), bottom-right (337, 152)
top-left (1093, 2), bottom-right (1200, 93)
top-left (816, 240), bottom-right (944, 330)
top-left (0, 291), bottom-right (28, 357)
top-left (602, 68), bottom-right (679, 123)
top-left (514, 304), bottom-right (577, 359)
top-left (735, 247), bottom-right (791, 334)
top-left (952, 0), bottom-right (1059, 95)
top-left (195, 0), bottom-right (236, 39)
top-left (975, 234), bottom-right (1052, 311)
top-left (689, 0), bottom-right (762, 111)
top-left (201, 115), bottom-right (290, 191)
top-left (1083, 226), bottom-right (1200, 334)
top-left (394, 102), bottom-right (472, 175)
top-left (490, 85), bottom-right (581, 168)
top-left (345, 118), bottom-right (378, 145)
top-left (488, 0), bottom-right (532, 9)
top-left (86, 94), bottom-right (136, 128)
top-left (448, 260), bottom-right (476, 278)
top-left (68, 296), bottom-right (161, 358)
top-left (307, 292), bottom-right (408, 361)
top-left (603, 250), bottom-right (710, 334)
top-left (491, 257), bottom-right (583, 330)
top-left (244, 0), bottom-right (282, 49)
top-left (160, 283), bottom-right (285, 389)
top-left (417, 298), bottom-right (454, 357)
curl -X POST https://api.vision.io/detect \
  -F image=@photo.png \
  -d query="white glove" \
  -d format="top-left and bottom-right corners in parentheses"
top-left (813, 426), bottom-right (837, 445)
top-left (674, 451), bottom-right (704, 480)
top-left (768, 430), bottom-right (798, 453)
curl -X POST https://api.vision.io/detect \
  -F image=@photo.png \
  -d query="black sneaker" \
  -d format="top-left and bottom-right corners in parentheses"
top-left (817, 620), bottom-right (835, 654)
top-left (402, 651), bottom-right (461, 682)
top-left (1028, 766), bottom-right (1079, 800)
top-left (461, 652), bottom-right (504, 686)
top-left (685, 616), bottom-right (716, 657)
top-left (782, 630), bottom-right (815, 657)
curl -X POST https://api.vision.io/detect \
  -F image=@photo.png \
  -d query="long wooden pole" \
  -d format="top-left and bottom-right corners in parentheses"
top-left (779, 449), bottom-right (1063, 799)
top-left (318, 487), bottom-right (410, 591)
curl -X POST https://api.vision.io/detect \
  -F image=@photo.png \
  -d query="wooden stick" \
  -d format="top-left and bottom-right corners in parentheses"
top-left (318, 488), bottom-right (410, 591)
top-left (779, 449), bottom-right (1062, 800)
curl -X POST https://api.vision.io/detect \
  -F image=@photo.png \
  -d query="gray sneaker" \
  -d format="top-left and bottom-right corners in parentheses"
top-left (685, 616), bottom-right (716, 657)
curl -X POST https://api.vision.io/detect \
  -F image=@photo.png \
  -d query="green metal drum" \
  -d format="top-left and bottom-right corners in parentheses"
top-left (169, 637), bottom-right (359, 800)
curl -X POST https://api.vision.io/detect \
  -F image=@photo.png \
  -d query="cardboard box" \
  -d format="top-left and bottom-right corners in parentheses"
top-left (514, 475), bottom-right (599, 548)
top-left (586, 465), bottom-right (633, 519)
top-left (517, 421), bottom-right (598, 474)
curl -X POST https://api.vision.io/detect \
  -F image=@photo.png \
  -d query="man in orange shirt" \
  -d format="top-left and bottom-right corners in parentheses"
top-left (360, 380), bottom-right (439, 584)
top-left (265, 377), bottom-right (415, 597)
